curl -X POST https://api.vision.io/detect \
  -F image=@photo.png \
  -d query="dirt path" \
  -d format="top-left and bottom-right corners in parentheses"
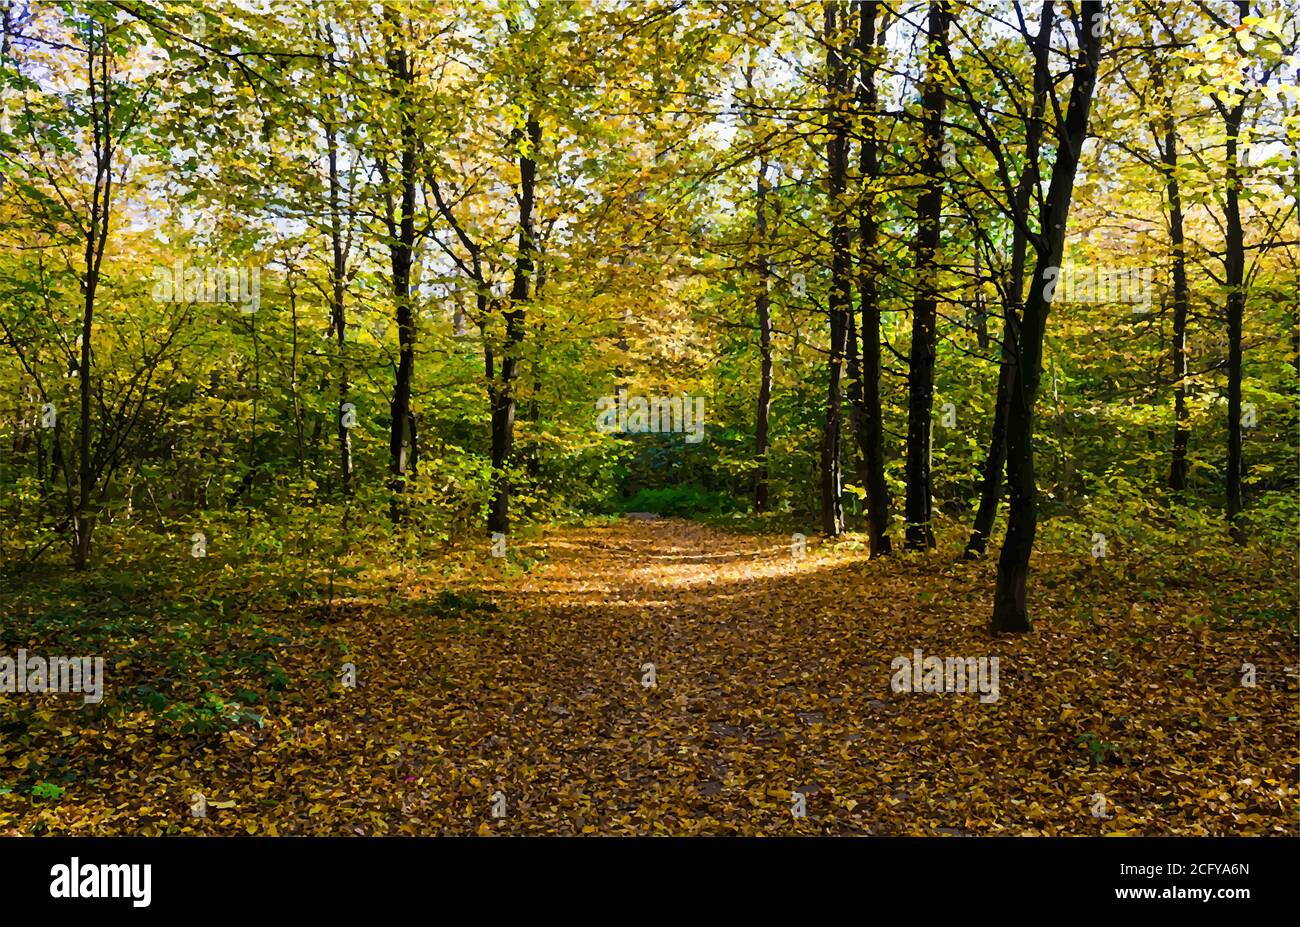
top-left (26, 518), bottom-right (1296, 835)
top-left (325, 518), bottom-right (1293, 835)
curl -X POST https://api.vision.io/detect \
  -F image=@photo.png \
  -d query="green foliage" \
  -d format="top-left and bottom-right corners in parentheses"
top-left (30, 782), bottom-right (66, 801)
top-left (1075, 733), bottom-right (1122, 767)
top-left (619, 485), bottom-right (743, 517)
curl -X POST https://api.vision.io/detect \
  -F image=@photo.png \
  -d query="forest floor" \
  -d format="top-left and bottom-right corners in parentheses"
top-left (2, 517), bottom-right (1296, 835)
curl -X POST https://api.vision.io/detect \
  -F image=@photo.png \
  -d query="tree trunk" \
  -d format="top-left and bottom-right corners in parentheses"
top-left (846, 282), bottom-right (870, 516)
top-left (73, 23), bottom-right (113, 569)
top-left (1222, 1), bottom-right (1248, 544)
top-left (525, 260), bottom-right (547, 497)
top-left (964, 2), bottom-right (1052, 559)
top-left (820, 1), bottom-right (851, 537)
top-left (487, 115), bottom-right (541, 536)
top-left (854, 0), bottom-right (892, 556)
top-left (964, 318), bottom-right (1012, 558)
top-left (1160, 112), bottom-right (1191, 496)
top-left (384, 30), bottom-right (418, 524)
top-left (325, 35), bottom-right (353, 495)
top-left (74, 269), bottom-right (95, 570)
top-left (992, 0), bottom-right (1101, 634)
top-left (753, 156), bottom-right (773, 512)
top-left (903, 0), bottom-right (949, 551)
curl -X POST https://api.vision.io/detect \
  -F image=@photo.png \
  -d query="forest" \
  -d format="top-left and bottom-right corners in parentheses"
top-left (0, 0), bottom-right (1296, 838)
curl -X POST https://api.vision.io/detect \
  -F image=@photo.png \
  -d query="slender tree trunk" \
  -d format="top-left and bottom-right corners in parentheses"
top-left (854, 0), bottom-right (892, 555)
top-left (846, 281), bottom-right (870, 514)
top-left (820, 1), bottom-right (851, 536)
top-left (1160, 113), bottom-right (1191, 496)
top-left (73, 24), bottom-right (112, 570)
top-left (287, 273), bottom-right (305, 476)
top-left (964, 2), bottom-right (1052, 559)
top-left (992, 0), bottom-right (1101, 633)
top-left (526, 259), bottom-right (547, 495)
top-left (325, 36), bottom-right (353, 495)
top-left (754, 156), bottom-right (774, 512)
top-left (965, 318), bottom-right (1013, 558)
top-left (1220, 0), bottom-right (1249, 544)
top-left (903, 0), bottom-right (949, 551)
top-left (384, 30), bottom-right (418, 523)
top-left (75, 251), bottom-right (96, 568)
top-left (1224, 97), bottom-right (1246, 543)
top-left (487, 115), bottom-right (541, 536)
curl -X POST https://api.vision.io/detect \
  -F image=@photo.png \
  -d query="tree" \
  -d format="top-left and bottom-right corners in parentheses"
top-left (818, 1), bottom-right (853, 537)
top-left (486, 110), bottom-right (541, 536)
top-left (747, 60), bottom-right (775, 513)
top-left (991, 0), bottom-right (1103, 632)
top-left (903, 0), bottom-right (951, 551)
top-left (851, 0), bottom-right (893, 556)
top-left (0, 5), bottom-right (179, 568)
top-left (378, 6), bottom-right (421, 523)
top-left (962, 0), bottom-right (1054, 559)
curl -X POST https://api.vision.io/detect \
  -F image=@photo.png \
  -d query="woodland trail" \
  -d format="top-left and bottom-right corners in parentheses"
top-left (13, 518), bottom-right (1296, 836)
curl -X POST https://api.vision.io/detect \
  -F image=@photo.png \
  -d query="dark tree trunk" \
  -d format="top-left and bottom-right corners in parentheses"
top-left (74, 252), bottom-right (97, 569)
top-left (964, 2), bottom-right (1052, 560)
top-left (754, 156), bottom-right (774, 512)
top-left (903, 0), bottom-right (949, 551)
top-left (964, 319), bottom-right (1013, 558)
top-left (1221, 1), bottom-right (1248, 544)
top-left (325, 35), bottom-right (353, 496)
top-left (1159, 111), bottom-right (1191, 496)
top-left (820, 1), bottom-right (851, 537)
top-left (854, 0), bottom-right (892, 556)
top-left (383, 29), bottom-right (418, 524)
top-left (487, 115), bottom-right (541, 536)
top-left (526, 261), bottom-right (547, 496)
top-left (992, 0), bottom-right (1101, 634)
top-left (73, 23), bottom-right (113, 570)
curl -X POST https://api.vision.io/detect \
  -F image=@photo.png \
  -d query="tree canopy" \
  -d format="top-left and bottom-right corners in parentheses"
top-left (0, 0), bottom-right (1296, 838)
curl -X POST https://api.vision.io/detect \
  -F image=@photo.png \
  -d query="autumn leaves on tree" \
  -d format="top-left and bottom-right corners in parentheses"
top-left (0, 0), bottom-right (1296, 842)
top-left (0, 0), bottom-right (1296, 638)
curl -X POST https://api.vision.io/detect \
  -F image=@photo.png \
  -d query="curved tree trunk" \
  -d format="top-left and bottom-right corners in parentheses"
top-left (964, 320), bottom-right (1012, 558)
top-left (963, 3), bottom-right (1051, 559)
top-left (992, 0), bottom-right (1101, 634)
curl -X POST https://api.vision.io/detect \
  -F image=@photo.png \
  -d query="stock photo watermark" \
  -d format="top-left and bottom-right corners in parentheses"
top-left (890, 649), bottom-right (1000, 704)
top-left (1042, 265), bottom-right (1153, 312)
top-left (49, 858), bottom-right (151, 907)
top-left (152, 260), bottom-right (261, 314)
top-left (0, 650), bottom-right (104, 704)
top-left (595, 388), bottom-right (706, 443)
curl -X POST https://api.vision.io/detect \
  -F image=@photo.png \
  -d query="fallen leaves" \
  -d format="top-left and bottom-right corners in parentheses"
top-left (1, 518), bottom-right (1295, 835)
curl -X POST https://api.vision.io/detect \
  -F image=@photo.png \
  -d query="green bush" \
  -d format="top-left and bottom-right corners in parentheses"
top-left (618, 484), bottom-right (742, 517)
